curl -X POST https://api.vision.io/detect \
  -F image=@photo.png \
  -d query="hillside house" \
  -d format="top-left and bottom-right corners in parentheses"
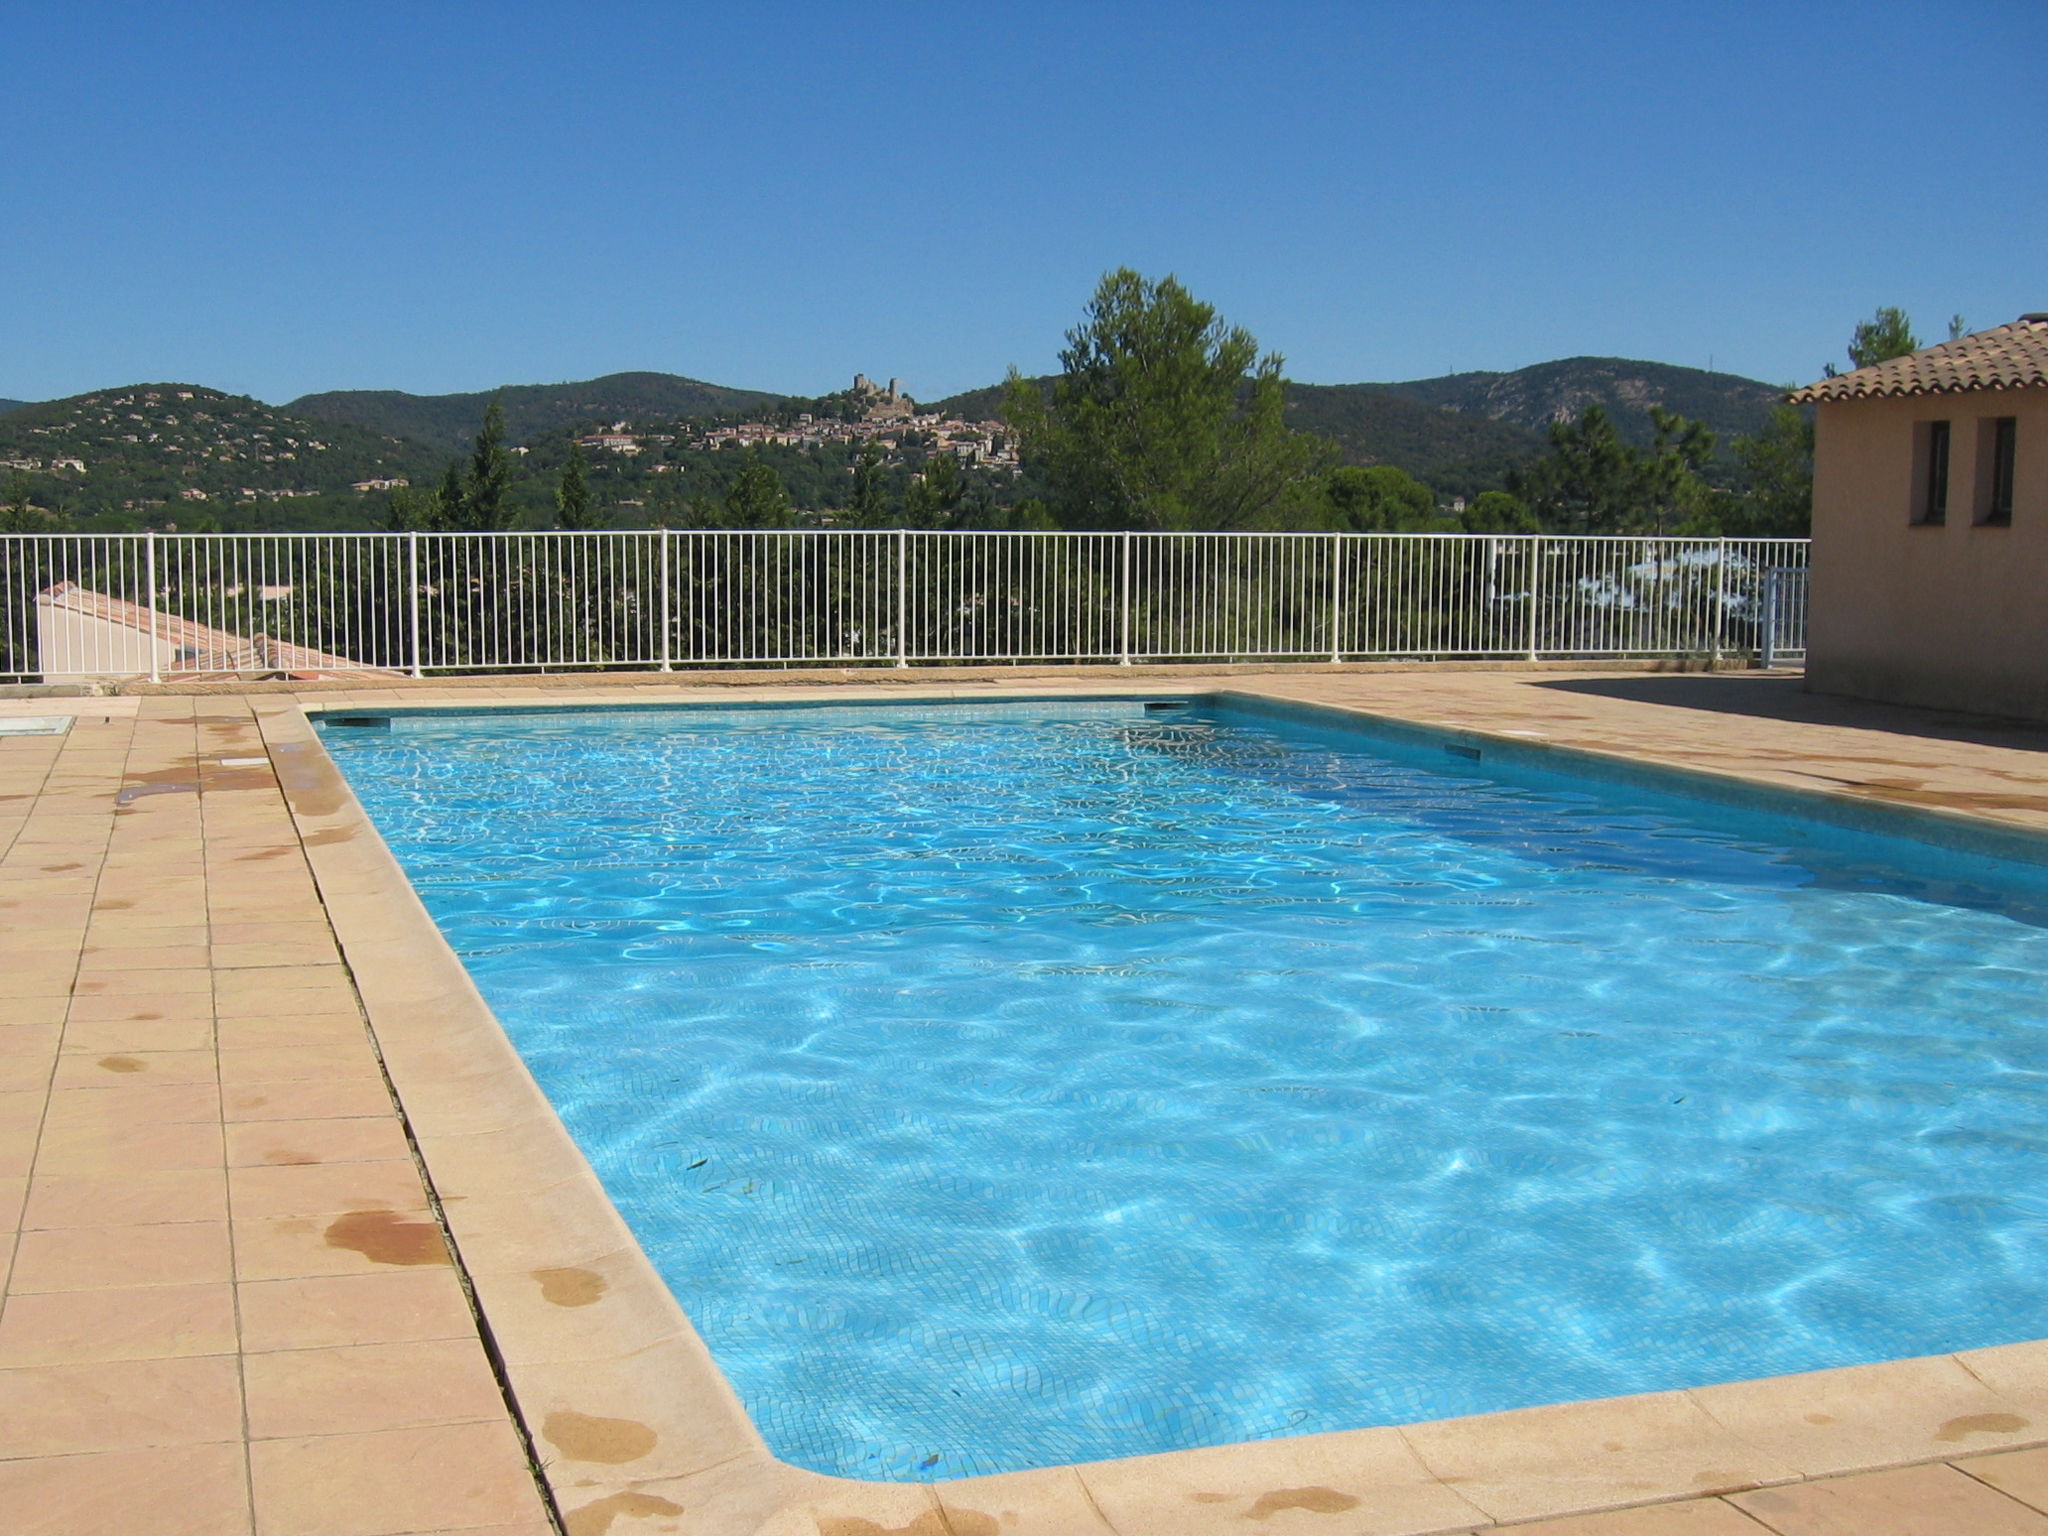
top-left (1792, 314), bottom-right (2047, 721)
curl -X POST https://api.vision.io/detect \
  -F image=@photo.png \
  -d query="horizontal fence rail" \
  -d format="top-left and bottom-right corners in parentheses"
top-left (0, 530), bottom-right (1811, 684)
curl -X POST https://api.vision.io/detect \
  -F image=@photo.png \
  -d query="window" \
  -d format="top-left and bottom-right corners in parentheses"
top-left (1977, 416), bottom-right (2017, 526)
top-left (1913, 420), bottom-right (1951, 525)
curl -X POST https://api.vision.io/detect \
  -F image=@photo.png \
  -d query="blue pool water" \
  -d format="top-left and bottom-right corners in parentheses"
top-left (322, 699), bottom-right (2048, 1480)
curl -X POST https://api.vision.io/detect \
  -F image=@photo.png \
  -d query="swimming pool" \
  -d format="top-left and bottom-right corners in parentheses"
top-left (322, 697), bottom-right (2048, 1481)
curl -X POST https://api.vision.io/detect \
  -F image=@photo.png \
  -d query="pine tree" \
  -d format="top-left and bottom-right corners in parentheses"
top-left (722, 454), bottom-right (793, 528)
top-left (851, 442), bottom-right (889, 527)
top-left (434, 460), bottom-right (465, 531)
top-left (556, 440), bottom-right (593, 530)
top-left (462, 400), bottom-right (513, 531)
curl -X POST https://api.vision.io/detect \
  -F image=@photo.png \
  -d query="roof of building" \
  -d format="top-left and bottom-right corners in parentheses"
top-left (36, 581), bottom-right (400, 679)
top-left (1791, 314), bottom-right (2048, 403)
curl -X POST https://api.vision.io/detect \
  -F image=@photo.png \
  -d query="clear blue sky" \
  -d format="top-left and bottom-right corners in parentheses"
top-left (6, 1), bottom-right (2042, 405)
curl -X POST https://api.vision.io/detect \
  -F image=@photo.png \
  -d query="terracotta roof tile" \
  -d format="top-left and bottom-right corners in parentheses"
top-left (1791, 314), bottom-right (2048, 403)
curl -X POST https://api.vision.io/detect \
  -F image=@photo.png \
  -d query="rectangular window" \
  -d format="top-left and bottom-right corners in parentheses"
top-left (1914, 420), bottom-right (1951, 525)
top-left (1978, 416), bottom-right (2017, 526)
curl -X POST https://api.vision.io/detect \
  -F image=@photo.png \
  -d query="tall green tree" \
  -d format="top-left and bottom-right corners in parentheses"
top-left (1506, 406), bottom-right (1643, 534)
top-left (1319, 465), bottom-right (1436, 531)
top-left (1637, 407), bottom-right (1719, 535)
top-left (460, 399), bottom-right (513, 532)
top-left (1843, 306), bottom-right (1921, 372)
top-left (0, 471), bottom-right (48, 533)
top-left (722, 453), bottom-right (793, 528)
top-left (1459, 490), bottom-right (1539, 534)
top-left (850, 442), bottom-right (890, 527)
top-left (433, 460), bottom-right (466, 531)
top-left (1003, 268), bottom-right (1329, 530)
top-left (379, 484), bottom-right (436, 532)
top-left (556, 440), bottom-right (594, 530)
top-left (1728, 404), bottom-right (1814, 535)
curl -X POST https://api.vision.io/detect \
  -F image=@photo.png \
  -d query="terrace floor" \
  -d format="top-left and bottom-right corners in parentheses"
top-left (2, 666), bottom-right (2047, 1536)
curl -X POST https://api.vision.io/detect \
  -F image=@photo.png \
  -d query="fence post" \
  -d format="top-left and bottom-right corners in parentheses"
top-left (1712, 537), bottom-right (1729, 664)
top-left (144, 530), bottom-right (161, 684)
top-left (1524, 535), bottom-right (1543, 661)
top-left (658, 529), bottom-right (673, 672)
top-left (1759, 568), bottom-right (1780, 669)
top-left (1328, 532), bottom-right (1344, 664)
top-left (406, 532), bottom-right (423, 678)
top-left (1119, 531), bottom-right (1133, 665)
top-left (894, 528), bottom-right (909, 668)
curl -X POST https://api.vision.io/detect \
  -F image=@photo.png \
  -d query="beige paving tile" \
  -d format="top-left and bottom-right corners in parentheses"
top-left (1081, 1425), bottom-right (1487, 1536)
top-left (56, 1015), bottom-right (217, 1053)
top-left (49, 1048), bottom-right (218, 1089)
top-left (31, 1115), bottom-right (222, 1174)
top-left (229, 1158), bottom-right (430, 1220)
top-left (225, 1115), bottom-right (412, 1168)
top-left (77, 942), bottom-right (212, 971)
top-left (1730, 1462), bottom-right (2048, 1534)
top-left (0, 1441), bottom-right (252, 1536)
top-left (217, 1043), bottom-right (382, 1085)
top-left (215, 1013), bottom-right (370, 1049)
top-left (248, 1420), bottom-right (546, 1536)
top-left (1690, 1354), bottom-right (2040, 1475)
top-left (244, 1337), bottom-right (507, 1438)
top-left (22, 1168), bottom-right (230, 1229)
top-left (935, 1465), bottom-right (1120, 1534)
top-left (237, 1269), bottom-right (477, 1353)
top-left (0, 1354), bottom-right (245, 1456)
top-left (213, 940), bottom-right (342, 969)
top-left (234, 1208), bottom-right (452, 1282)
top-left (1504, 1496), bottom-right (1776, 1532)
top-left (69, 966), bottom-right (215, 996)
top-left (1959, 1446), bottom-right (2048, 1515)
top-left (1, 998), bottom-right (69, 1027)
top-left (0, 1022), bottom-right (63, 1055)
top-left (224, 1078), bottom-right (395, 1122)
top-left (0, 1281), bottom-right (238, 1365)
top-left (10, 1219), bottom-right (234, 1292)
top-left (64, 991), bottom-right (216, 1023)
top-left (1399, 1391), bottom-right (1798, 1524)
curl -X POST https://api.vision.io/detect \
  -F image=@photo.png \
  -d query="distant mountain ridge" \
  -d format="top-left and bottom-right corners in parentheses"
top-left (933, 356), bottom-right (1783, 497)
top-left (1377, 356), bottom-right (1786, 447)
top-left (0, 399), bottom-right (28, 417)
top-left (287, 371), bottom-right (782, 456)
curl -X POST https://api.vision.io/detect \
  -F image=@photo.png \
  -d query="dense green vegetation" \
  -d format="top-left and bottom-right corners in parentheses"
top-left (287, 371), bottom-right (782, 455)
top-left (0, 399), bottom-right (27, 418)
top-left (0, 385), bottom-right (440, 532)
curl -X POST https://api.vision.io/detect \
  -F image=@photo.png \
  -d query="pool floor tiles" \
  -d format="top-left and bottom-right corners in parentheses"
top-left (4, 674), bottom-right (2048, 1535)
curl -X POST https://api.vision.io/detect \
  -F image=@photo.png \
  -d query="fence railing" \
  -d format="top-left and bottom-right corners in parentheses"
top-left (0, 530), bottom-right (1811, 683)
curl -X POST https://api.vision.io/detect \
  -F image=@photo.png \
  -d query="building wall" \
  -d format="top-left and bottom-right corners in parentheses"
top-left (1807, 387), bottom-right (2048, 721)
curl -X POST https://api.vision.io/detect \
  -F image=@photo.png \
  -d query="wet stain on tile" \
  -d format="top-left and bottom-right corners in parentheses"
top-left (1245, 1487), bottom-right (1360, 1520)
top-left (563, 1491), bottom-right (685, 1536)
top-left (1692, 1469), bottom-right (1752, 1490)
top-left (41, 862), bottom-right (82, 872)
top-left (97, 1055), bottom-right (147, 1073)
top-left (94, 899), bottom-right (135, 911)
top-left (1805, 1413), bottom-right (1837, 1425)
top-left (323, 1208), bottom-right (449, 1266)
top-left (261, 1147), bottom-right (320, 1165)
top-left (533, 1265), bottom-right (609, 1306)
top-left (1935, 1411), bottom-right (2028, 1442)
top-left (304, 826), bottom-right (357, 846)
top-left (542, 1408), bottom-right (657, 1464)
top-left (269, 741), bottom-right (346, 818)
top-left (236, 847), bottom-right (292, 861)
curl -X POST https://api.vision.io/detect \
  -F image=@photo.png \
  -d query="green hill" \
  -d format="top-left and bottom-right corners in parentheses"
top-left (0, 384), bottom-right (441, 529)
top-left (1380, 357), bottom-right (1785, 448)
top-left (0, 399), bottom-right (28, 417)
top-left (934, 356), bottom-right (1785, 498)
top-left (287, 371), bottom-right (784, 455)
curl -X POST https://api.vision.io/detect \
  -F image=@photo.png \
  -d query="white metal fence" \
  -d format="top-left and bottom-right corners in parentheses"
top-left (1, 530), bottom-right (1810, 683)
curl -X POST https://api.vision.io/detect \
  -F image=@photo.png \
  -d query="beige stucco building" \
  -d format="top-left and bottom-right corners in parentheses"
top-left (1794, 315), bottom-right (2048, 720)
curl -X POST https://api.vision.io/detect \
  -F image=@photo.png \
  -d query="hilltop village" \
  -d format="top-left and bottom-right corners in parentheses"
top-left (576, 375), bottom-right (1021, 474)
